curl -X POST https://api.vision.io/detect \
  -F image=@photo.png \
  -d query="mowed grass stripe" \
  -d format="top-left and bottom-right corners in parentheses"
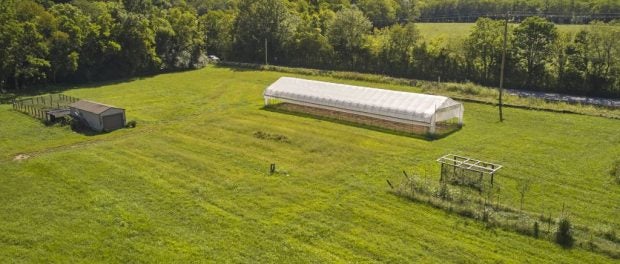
top-left (0, 66), bottom-right (618, 262)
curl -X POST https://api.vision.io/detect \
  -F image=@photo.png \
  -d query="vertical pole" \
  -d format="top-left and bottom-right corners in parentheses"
top-left (264, 38), bottom-right (268, 65)
top-left (440, 163), bottom-right (444, 182)
top-left (480, 171), bottom-right (484, 192)
top-left (499, 12), bottom-right (509, 122)
top-left (453, 156), bottom-right (456, 179)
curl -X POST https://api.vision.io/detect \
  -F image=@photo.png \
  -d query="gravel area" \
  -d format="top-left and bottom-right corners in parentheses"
top-left (506, 89), bottom-right (620, 108)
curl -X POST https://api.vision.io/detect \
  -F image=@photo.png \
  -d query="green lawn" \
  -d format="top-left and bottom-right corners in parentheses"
top-left (0, 66), bottom-right (618, 262)
top-left (417, 23), bottom-right (589, 40)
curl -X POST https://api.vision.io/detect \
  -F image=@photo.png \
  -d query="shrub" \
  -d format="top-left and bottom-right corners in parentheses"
top-left (126, 120), bottom-right (137, 128)
top-left (533, 221), bottom-right (540, 238)
top-left (437, 183), bottom-right (452, 201)
top-left (556, 217), bottom-right (574, 248)
top-left (603, 229), bottom-right (617, 243)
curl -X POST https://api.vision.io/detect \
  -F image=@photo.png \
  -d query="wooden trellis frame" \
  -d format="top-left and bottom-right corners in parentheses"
top-left (436, 154), bottom-right (503, 189)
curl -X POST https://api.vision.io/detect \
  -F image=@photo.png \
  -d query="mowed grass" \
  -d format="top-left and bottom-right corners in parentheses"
top-left (0, 66), bottom-right (619, 262)
top-left (417, 23), bottom-right (589, 40)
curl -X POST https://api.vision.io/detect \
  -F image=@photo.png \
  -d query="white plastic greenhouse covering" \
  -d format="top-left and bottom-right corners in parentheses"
top-left (263, 77), bottom-right (464, 133)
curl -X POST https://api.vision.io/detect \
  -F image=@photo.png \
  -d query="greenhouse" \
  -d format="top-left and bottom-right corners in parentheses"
top-left (263, 77), bottom-right (464, 134)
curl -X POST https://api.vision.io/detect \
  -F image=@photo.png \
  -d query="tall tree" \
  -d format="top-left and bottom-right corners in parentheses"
top-left (200, 10), bottom-right (235, 59)
top-left (12, 22), bottom-right (51, 89)
top-left (9, 1), bottom-right (51, 88)
top-left (0, 0), bottom-right (18, 89)
top-left (233, 0), bottom-right (297, 63)
top-left (395, 0), bottom-right (418, 22)
top-left (113, 11), bottom-right (160, 76)
top-left (288, 23), bottom-right (334, 67)
top-left (513, 16), bottom-right (558, 89)
top-left (465, 18), bottom-right (507, 85)
top-left (48, 4), bottom-right (91, 82)
top-left (378, 22), bottom-right (419, 76)
top-left (75, 1), bottom-right (122, 81)
top-left (155, 7), bottom-right (205, 69)
top-left (586, 20), bottom-right (620, 95)
top-left (327, 7), bottom-right (372, 68)
top-left (356, 0), bottom-right (398, 28)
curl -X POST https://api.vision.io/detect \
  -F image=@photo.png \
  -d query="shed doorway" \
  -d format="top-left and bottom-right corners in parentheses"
top-left (102, 114), bottom-right (124, 131)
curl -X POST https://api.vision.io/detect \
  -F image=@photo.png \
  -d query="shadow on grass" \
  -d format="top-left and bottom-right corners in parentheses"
top-left (0, 67), bottom-right (202, 102)
top-left (214, 63), bottom-right (261, 72)
top-left (70, 127), bottom-right (104, 137)
top-left (262, 105), bottom-right (461, 141)
top-left (39, 119), bottom-right (104, 137)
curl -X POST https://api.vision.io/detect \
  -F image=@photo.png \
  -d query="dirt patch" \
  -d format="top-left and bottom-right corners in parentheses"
top-left (269, 103), bottom-right (459, 136)
top-left (13, 154), bottom-right (30, 161)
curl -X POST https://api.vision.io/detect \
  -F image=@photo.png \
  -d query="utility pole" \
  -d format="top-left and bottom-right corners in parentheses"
top-left (264, 38), bottom-right (268, 65)
top-left (498, 11), bottom-right (509, 122)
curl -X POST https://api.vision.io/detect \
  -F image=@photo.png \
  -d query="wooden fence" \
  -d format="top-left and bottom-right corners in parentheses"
top-left (12, 94), bottom-right (79, 121)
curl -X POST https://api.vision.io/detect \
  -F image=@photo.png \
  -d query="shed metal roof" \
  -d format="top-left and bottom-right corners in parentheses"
top-left (69, 100), bottom-right (122, 114)
top-left (264, 77), bottom-right (462, 124)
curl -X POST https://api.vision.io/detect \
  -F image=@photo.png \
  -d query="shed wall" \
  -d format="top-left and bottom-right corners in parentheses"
top-left (100, 108), bottom-right (126, 131)
top-left (73, 108), bottom-right (103, 131)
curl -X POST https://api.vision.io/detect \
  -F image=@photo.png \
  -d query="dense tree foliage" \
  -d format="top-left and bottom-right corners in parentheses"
top-left (0, 0), bottom-right (618, 97)
top-left (0, 0), bottom-right (206, 89)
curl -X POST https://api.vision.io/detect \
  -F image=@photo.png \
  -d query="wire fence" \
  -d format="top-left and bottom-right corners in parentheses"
top-left (12, 94), bottom-right (79, 121)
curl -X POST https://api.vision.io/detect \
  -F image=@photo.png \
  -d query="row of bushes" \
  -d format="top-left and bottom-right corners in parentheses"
top-left (389, 172), bottom-right (619, 258)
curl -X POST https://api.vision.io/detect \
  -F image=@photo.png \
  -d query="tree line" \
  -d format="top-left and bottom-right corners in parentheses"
top-left (208, 0), bottom-right (619, 97)
top-left (0, 0), bottom-right (207, 90)
top-left (1, 0), bottom-right (618, 97)
top-left (417, 0), bottom-right (620, 23)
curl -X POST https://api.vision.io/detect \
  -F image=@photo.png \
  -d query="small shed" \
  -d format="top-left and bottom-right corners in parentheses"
top-left (69, 100), bottom-right (125, 132)
top-left (46, 109), bottom-right (70, 122)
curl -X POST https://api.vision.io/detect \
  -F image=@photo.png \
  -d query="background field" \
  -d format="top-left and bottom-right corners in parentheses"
top-left (0, 66), bottom-right (618, 262)
top-left (417, 23), bottom-right (588, 40)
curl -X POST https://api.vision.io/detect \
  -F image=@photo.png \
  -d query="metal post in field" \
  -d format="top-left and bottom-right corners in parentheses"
top-left (498, 11), bottom-right (509, 122)
top-left (264, 38), bottom-right (268, 65)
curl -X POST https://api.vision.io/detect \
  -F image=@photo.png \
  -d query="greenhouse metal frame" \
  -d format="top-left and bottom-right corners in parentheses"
top-left (263, 77), bottom-right (464, 133)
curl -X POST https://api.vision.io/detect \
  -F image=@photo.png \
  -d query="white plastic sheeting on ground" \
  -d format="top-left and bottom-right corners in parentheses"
top-left (264, 77), bottom-right (464, 133)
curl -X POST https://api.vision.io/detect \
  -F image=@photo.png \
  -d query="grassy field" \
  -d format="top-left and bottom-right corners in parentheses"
top-left (0, 66), bottom-right (619, 262)
top-left (417, 23), bottom-right (589, 40)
